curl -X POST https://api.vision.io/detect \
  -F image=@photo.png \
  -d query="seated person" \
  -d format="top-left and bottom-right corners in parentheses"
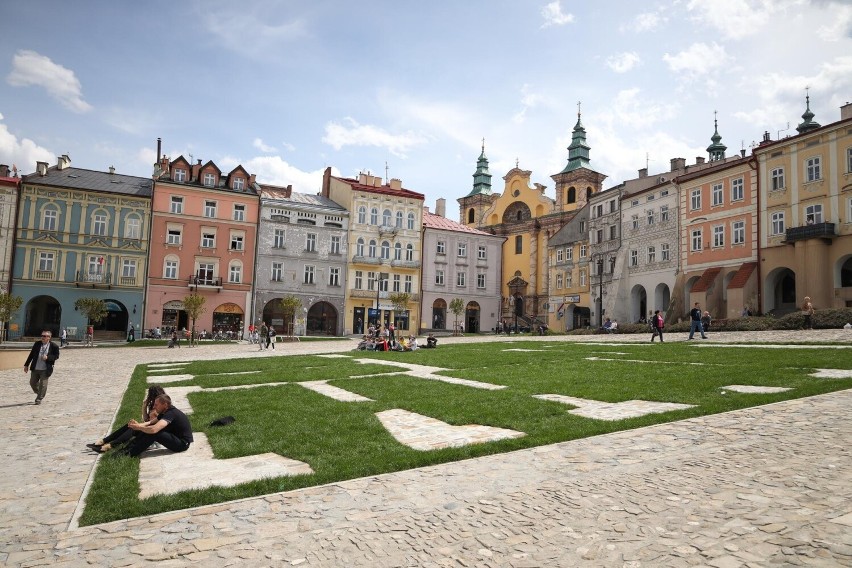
top-left (120, 394), bottom-right (193, 457)
top-left (601, 318), bottom-right (613, 332)
top-left (610, 320), bottom-right (619, 333)
top-left (397, 336), bottom-right (409, 351)
top-left (356, 335), bottom-right (370, 350)
top-left (426, 333), bottom-right (438, 348)
top-left (409, 335), bottom-right (419, 351)
top-left (87, 386), bottom-right (165, 453)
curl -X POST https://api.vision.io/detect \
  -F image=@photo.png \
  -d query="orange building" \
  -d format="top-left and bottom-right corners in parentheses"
top-left (145, 151), bottom-right (259, 336)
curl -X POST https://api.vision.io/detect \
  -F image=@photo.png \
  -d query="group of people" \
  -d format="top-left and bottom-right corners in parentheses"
top-left (601, 318), bottom-right (619, 333)
top-left (248, 323), bottom-right (277, 350)
top-left (356, 333), bottom-right (429, 351)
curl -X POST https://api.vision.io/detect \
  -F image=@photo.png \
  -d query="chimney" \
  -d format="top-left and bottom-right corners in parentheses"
top-left (374, 176), bottom-right (382, 187)
top-left (436, 198), bottom-right (446, 218)
top-left (670, 157), bottom-right (686, 172)
top-left (36, 161), bottom-right (49, 176)
top-left (358, 172), bottom-right (368, 185)
top-left (0, 164), bottom-right (8, 177)
top-left (638, 168), bottom-right (648, 178)
top-left (841, 102), bottom-right (852, 121)
top-left (249, 173), bottom-right (256, 187)
top-left (696, 156), bottom-right (705, 165)
top-left (423, 205), bottom-right (430, 214)
top-left (191, 159), bottom-right (202, 181)
top-left (57, 154), bottom-right (70, 170)
top-left (156, 138), bottom-right (162, 163)
top-left (322, 167), bottom-right (332, 197)
top-left (109, 165), bottom-right (115, 175)
top-left (284, 184), bottom-right (293, 198)
top-left (389, 178), bottom-right (402, 190)
top-left (740, 149), bottom-right (746, 158)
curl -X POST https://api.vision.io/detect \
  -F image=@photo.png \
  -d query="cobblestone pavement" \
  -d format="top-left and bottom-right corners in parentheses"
top-left (1, 331), bottom-right (850, 567)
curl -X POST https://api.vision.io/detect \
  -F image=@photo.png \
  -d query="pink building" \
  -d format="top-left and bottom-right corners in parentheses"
top-left (145, 153), bottom-right (259, 336)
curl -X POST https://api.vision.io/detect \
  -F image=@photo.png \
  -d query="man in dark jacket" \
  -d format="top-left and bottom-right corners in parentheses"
top-left (123, 394), bottom-right (193, 457)
top-left (24, 330), bottom-right (60, 405)
top-left (688, 302), bottom-right (708, 340)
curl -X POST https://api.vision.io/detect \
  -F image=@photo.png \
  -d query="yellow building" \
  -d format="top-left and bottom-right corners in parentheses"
top-left (321, 169), bottom-right (424, 334)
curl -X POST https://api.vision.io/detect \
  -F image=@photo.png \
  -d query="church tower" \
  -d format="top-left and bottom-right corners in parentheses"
top-left (707, 112), bottom-right (727, 162)
top-left (796, 93), bottom-right (821, 134)
top-left (551, 104), bottom-right (606, 212)
top-left (458, 139), bottom-right (498, 226)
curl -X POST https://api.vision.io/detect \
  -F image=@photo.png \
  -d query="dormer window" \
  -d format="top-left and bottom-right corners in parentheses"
top-left (173, 168), bottom-right (187, 182)
top-left (232, 177), bottom-right (245, 191)
top-left (203, 173), bottom-right (216, 187)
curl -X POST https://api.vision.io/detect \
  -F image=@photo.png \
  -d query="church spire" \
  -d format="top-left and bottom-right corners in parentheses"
top-left (466, 138), bottom-right (492, 196)
top-left (796, 89), bottom-right (821, 134)
top-left (706, 111), bottom-right (727, 161)
top-left (559, 101), bottom-right (592, 173)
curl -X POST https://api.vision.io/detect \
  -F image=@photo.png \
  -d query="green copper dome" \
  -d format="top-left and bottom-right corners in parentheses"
top-left (706, 113), bottom-right (727, 162)
top-left (796, 94), bottom-right (821, 134)
top-left (466, 139), bottom-right (492, 196)
top-left (560, 109), bottom-right (592, 173)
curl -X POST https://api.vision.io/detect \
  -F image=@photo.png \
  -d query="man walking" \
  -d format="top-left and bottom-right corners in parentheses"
top-left (122, 394), bottom-right (193, 457)
top-left (259, 323), bottom-right (268, 350)
top-left (24, 330), bottom-right (60, 405)
top-left (688, 302), bottom-right (708, 339)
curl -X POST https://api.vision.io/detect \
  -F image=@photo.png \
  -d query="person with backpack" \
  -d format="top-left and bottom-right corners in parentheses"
top-left (651, 310), bottom-right (665, 343)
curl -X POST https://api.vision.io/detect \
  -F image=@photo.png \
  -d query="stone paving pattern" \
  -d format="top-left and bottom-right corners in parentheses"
top-left (0, 330), bottom-right (850, 567)
top-left (375, 408), bottom-right (526, 450)
top-left (533, 394), bottom-right (695, 420)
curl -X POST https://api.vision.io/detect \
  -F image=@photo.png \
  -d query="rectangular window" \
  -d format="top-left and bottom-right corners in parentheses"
top-left (848, 147), bottom-right (852, 173)
top-left (771, 167), bottom-right (785, 190)
top-left (232, 177), bottom-right (245, 191)
top-left (173, 168), bottom-right (186, 183)
top-left (167, 229), bottom-right (182, 245)
top-left (806, 156), bottom-right (821, 182)
top-left (647, 210), bottom-right (654, 225)
top-left (329, 267), bottom-right (340, 286)
top-left (661, 205), bottom-right (669, 222)
top-left (354, 270), bottom-right (362, 289)
top-left (271, 262), bottom-right (283, 281)
top-left (435, 270), bottom-right (444, 285)
top-left (204, 173), bottom-right (216, 187)
top-left (404, 275), bottom-right (412, 293)
top-left (477, 245), bottom-right (486, 260)
top-left (805, 204), bottom-right (823, 224)
top-left (405, 245), bottom-right (414, 262)
top-left (771, 212), bottom-right (785, 235)
top-left (609, 200), bottom-right (617, 213)
top-left (204, 200), bottom-right (217, 218)
top-left (661, 243), bottom-right (670, 261)
top-left (691, 229), bottom-right (703, 251)
top-left (515, 235), bottom-right (523, 254)
top-left (367, 271), bottom-right (376, 291)
top-left (566, 271), bottom-right (573, 288)
top-left (712, 183), bottom-right (723, 206)
top-left (630, 249), bottom-right (638, 266)
top-left (201, 232), bottom-right (215, 248)
top-left (647, 246), bottom-right (655, 263)
top-left (647, 194), bottom-right (655, 202)
top-left (631, 214), bottom-right (639, 229)
top-left (456, 271), bottom-right (466, 287)
top-left (196, 263), bottom-right (214, 284)
top-left (42, 209), bottom-right (57, 231)
top-left (164, 260), bottom-right (177, 279)
top-left (458, 242), bottom-right (467, 257)
top-left (691, 189), bottom-right (701, 210)
top-left (125, 217), bottom-right (140, 239)
top-left (38, 251), bottom-right (55, 272)
top-left (170, 196), bottom-right (183, 214)
top-left (556, 273), bottom-right (563, 289)
top-left (379, 273), bottom-right (389, 292)
top-left (556, 249), bottom-right (564, 262)
top-left (566, 247), bottom-right (573, 261)
top-left (306, 233), bottom-right (317, 252)
top-left (596, 228), bottom-right (603, 243)
top-left (233, 204), bottom-right (245, 221)
top-left (122, 259), bottom-right (136, 278)
top-left (580, 244), bottom-right (587, 258)
top-left (331, 236), bottom-right (341, 254)
top-left (392, 274), bottom-right (401, 292)
top-left (303, 265), bottom-right (315, 284)
top-left (580, 270), bottom-right (586, 287)
top-left (477, 273), bottom-right (486, 289)
top-left (660, 189), bottom-right (669, 197)
top-left (713, 225), bottom-right (725, 248)
top-left (88, 255), bottom-right (103, 275)
top-left (93, 213), bottom-right (107, 236)
top-left (733, 220), bottom-right (745, 245)
top-left (731, 178), bottom-right (744, 202)
top-left (231, 233), bottom-right (244, 251)
top-left (436, 241), bottom-right (445, 254)
top-left (229, 264), bottom-right (241, 283)
top-left (274, 229), bottom-right (285, 248)
top-left (609, 224), bottom-right (617, 240)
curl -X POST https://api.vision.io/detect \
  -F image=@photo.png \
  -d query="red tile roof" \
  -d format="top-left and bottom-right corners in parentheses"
top-left (333, 175), bottom-right (425, 200)
top-left (691, 267), bottom-right (722, 293)
top-left (727, 262), bottom-right (757, 290)
top-left (422, 211), bottom-right (494, 235)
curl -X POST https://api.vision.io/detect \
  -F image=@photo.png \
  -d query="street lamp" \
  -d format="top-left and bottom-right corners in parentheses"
top-left (375, 273), bottom-right (385, 327)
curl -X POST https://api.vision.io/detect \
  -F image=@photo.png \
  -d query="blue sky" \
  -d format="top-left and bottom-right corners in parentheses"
top-left (1, 0), bottom-right (851, 209)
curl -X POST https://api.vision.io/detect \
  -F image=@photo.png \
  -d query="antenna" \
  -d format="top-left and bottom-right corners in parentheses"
top-left (777, 122), bottom-right (790, 139)
top-left (385, 161), bottom-right (389, 184)
top-left (645, 152), bottom-right (649, 170)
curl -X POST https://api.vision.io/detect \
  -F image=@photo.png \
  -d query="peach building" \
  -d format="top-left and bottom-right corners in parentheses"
top-left (145, 151), bottom-right (259, 336)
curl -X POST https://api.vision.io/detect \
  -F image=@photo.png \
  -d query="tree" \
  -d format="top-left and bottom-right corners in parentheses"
top-left (182, 293), bottom-right (207, 347)
top-left (74, 298), bottom-right (108, 344)
top-left (388, 292), bottom-right (410, 327)
top-left (279, 295), bottom-right (302, 336)
top-left (0, 291), bottom-right (23, 344)
top-left (449, 298), bottom-right (465, 336)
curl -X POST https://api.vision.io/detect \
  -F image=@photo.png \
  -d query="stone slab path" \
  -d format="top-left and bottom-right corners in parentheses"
top-left (533, 394), bottom-right (695, 420)
top-left (0, 330), bottom-right (850, 567)
top-left (375, 408), bottom-right (526, 450)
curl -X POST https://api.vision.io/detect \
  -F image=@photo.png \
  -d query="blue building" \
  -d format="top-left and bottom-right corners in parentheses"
top-left (11, 156), bottom-right (152, 340)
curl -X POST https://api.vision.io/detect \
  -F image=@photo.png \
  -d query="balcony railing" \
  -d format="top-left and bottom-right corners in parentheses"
top-left (75, 271), bottom-right (112, 287)
top-left (390, 259), bottom-right (421, 269)
top-left (188, 275), bottom-right (223, 290)
top-left (785, 222), bottom-right (836, 243)
top-left (119, 276), bottom-right (138, 286)
top-left (34, 270), bottom-right (55, 281)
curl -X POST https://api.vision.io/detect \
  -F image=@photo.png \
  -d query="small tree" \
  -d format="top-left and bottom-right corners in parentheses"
top-left (388, 292), bottom-right (410, 328)
top-left (449, 298), bottom-right (465, 336)
top-left (0, 291), bottom-right (23, 344)
top-left (279, 295), bottom-right (302, 336)
top-left (74, 297), bottom-right (108, 343)
top-left (183, 293), bottom-right (207, 347)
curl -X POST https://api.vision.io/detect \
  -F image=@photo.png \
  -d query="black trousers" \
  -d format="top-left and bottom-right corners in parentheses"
top-left (126, 431), bottom-right (190, 457)
top-left (103, 424), bottom-right (134, 446)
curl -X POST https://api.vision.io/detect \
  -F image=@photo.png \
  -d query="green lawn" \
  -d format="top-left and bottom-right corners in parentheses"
top-left (79, 340), bottom-right (852, 525)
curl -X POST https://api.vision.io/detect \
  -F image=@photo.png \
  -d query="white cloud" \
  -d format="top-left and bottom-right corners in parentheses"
top-left (816, 4), bottom-right (852, 41)
top-left (322, 118), bottom-right (429, 158)
top-left (0, 113), bottom-right (55, 174)
top-left (253, 138), bottom-right (276, 153)
top-left (621, 11), bottom-right (666, 33)
top-left (239, 155), bottom-right (336, 194)
top-left (606, 52), bottom-right (641, 73)
top-left (685, 0), bottom-right (797, 40)
top-left (513, 84), bottom-right (545, 123)
top-left (6, 50), bottom-right (92, 113)
top-left (663, 42), bottom-right (730, 76)
top-left (540, 1), bottom-right (575, 28)
top-left (200, 3), bottom-right (308, 57)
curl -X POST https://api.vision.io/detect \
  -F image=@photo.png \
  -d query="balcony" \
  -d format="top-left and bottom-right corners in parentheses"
top-left (188, 275), bottom-right (223, 291)
top-left (119, 276), bottom-right (138, 286)
top-left (391, 259), bottom-right (422, 269)
top-left (352, 255), bottom-right (381, 265)
top-left (75, 271), bottom-right (112, 288)
top-left (34, 270), bottom-right (55, 281)
top-left (784, 222), bottom-right (836, 244)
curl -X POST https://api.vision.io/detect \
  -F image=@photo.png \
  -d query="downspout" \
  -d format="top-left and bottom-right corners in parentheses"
top-left (748, 153), bottom-right (761, 314)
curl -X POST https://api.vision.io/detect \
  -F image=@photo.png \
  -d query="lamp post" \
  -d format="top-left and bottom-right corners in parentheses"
top-left (375, 273), bottom-right (385, 327)
top-left (596, 256), bottom-right (605, 329)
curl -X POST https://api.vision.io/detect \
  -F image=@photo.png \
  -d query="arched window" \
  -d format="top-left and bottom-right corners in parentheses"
top-left (370, 208), bottom-right (378, 225)
top-left (394, 242), bottom-right (402, 260)
top-left (368, 239), bottom-right (376, 257)
top-left (407, 212), bottom-right (415, 230)
top-left (467, 208), bottom-right (475, 223)
top-left (381, 241), bottom-right (390, 259)
top-left (406, 243), bottom-right (414, 261)
top-left (357, 206), bottom-right (366, 224)
top-left (567, 187), bottom-right (576, 204)
top-left (42, 207), bottom-right (58, 231)
top-left (229, 261), bottom-right (242, 283)
top-left (356, 238), bottom-right (365, 256)
top-left (586, 187), bottom-right (593, 200)
top-left (383, 209), bottom-right (392, 226)
top-left (396, 211), bottom-right (404, 228)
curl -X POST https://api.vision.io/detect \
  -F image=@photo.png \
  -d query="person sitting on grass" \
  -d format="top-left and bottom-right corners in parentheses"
top-left (408, 335), bottom-right (419, 351)
top-left (426, 334), bottom-right (438, 348)
top-left (610, 320), bottom-right (618, 333)
top-left (115, 394), bottom-right (193, 458)
top-left (87, 386), bottom-right (165, 453)
top-left (601, 318), bottom-right (613, 333)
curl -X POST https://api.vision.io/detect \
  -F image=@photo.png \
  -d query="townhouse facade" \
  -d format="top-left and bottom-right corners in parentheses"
top-left (421, 200), bottom-right (504, 333)
top-left (547, 205), bottom-right (591, 330)
top-left (254, 185), bottom-right (349, 335)
top-left (755, 99), bottom-right (852, 312)
top-left (0, 164), bottom-right (21, 293)
top-left (321, 169), bottom-right (424, 334)
top-left (145, 154), bottom-right (259, 336)
top-left (11, 156), bottom-right (151, 339)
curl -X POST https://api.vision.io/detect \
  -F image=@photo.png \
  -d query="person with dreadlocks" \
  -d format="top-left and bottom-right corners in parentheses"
top-left (86, 385), bottom-right (166, 453)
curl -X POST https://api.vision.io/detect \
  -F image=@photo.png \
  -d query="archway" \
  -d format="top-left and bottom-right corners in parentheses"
top-left (25, 295), bottom-right (61, 337)
top-left (654, 283), bottom-right (671, 315)
top-left (763, 267), bottom-right (796, 314)
top-left (95, 299), bottom-right (129, 333)
top-left (262, 299), bottom-right (288, 334)
top-left (307, 301), bottom-right (338, 335)
top-left (465, 301), bottom-right (480, 333)
top-left (212, 302), bottom-right (244, 335)
top-left (838, 255), bottom-right (852, 288)
top-left (432, 299), bottom-right (447, 329)
top-left (630, 285), bottom-right (648, 323)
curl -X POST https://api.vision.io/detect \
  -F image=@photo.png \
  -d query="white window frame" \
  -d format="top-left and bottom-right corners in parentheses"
top-left (357, 206), bottom-right (366, 224)
top-left (382, 209), bottom-right (392, 226)
top-left (647, 210), bottom-right (654, 226)
top-left (566, 247), bottom-right (573, 261)
top-left (556, 249), bottom-right (564, 262)
top-left (731, 178), bottom-right (744, 202)
top-left (457, 242), bottom-right (467, 257)
top-left (407, 212), bottom-right (415, 230)
top-left (556, 272), bottom-right (563, 289)
top-left (170, 196), bottom-right (183, 214)
top-left (691, 229), bottom-right (703, 251)
top-left (38, 251), bottom-right (55, 272)
top-left (661, 205), bottom-right (669, 222)
top-left (661, 243), bottom-right (670, 261)
top-left (732, 220), bottom-right (745, 245)
top-left (368, 240), bottom-right (376, 257)
top-left (395, 211), bottom-right (403, 228)
top-left (456, 271), bottom-right (466, 287)
top-left (712, 183), bottom-right (723, 207)
top-left (303, 265), bottom-right (315, 285)
top-left (370, 208), bottom-right (378, 225)
top-left (230, 232), bottom-right (245, 251)
top-left (204, 200), bottom-right (217, 218)
top-left (173, 168), bottom-right (186, 183)
top-left (331, 235), bottom-right (341, 254)
top-left (647, 246), bottom-right (655, 264)
top-left (271, 262), bottom-right (283, 282)
top-left (477, 273), bottom-right (486, 289)
top-left (631, 214), bottom-right (639, 229)
top-left (42, 208), bottom-right (57, 231)
top-left (713, 225), bottom-right (725, 248)
top-left (405, 244), bottom-right (414, 262)
top-left (381, 241), bottom-right (390, 260)
top-left (580, 244), bottom-right (587, 258)
top-left (691, 188), bottom-right (701, 211)
top-left (306, 233), bottom-right (317, 252)
top-left (354, 270), bottom-right (363, 289)
top-left (233, 204), bottom-right (245, 221)
top-left (478, 245), bottom-right (486, 260)
top-left (392, 274), bottom-right (401, 292)
top-left (167, 228), bottom-right (182, 245)
top-left (125, 216), bottom-right (141, 239)
top-left (435, 270), bottom-right (444, 285)
top-left (229, 262), bottom-right (242, 283)
top-left (356, 238), bottom-right (364, 256)
top-left (93, 212), bottom-right (108, 236)
top-left (203, 172), bottom-right (216, 187)
top-left (274, 229), bottom-right (285, 248)
top-left (164, 259), bottom-right (178, 279)
top-left (394, 242), bottom-right (402, 261)
top-left (232, 177), bottom-right (245, 191)
top-left (805, 204), bottom-right (823, 224)
top-left (436, 241), bottom-right (445, 254)
top-left (201, 231), bottom-right (216, 248)
top-left (404, 275), bottom-right (412, 293)
top-left (630, 249), bottom-right (638, 267)
top-left (771, 167), bottom-right (785, 191)
top-left (806, 156), bottom-right (821, 182)
top-left (329, 267), bottom-right (340, 286)
top-left (771, 211), bottom-right (785, 235)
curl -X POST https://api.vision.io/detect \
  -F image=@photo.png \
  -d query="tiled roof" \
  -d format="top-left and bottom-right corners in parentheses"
top-left (262, 188), bottom-right (347, 211)
top-left (691, 267), bottom-right (722, 293)
top-left (423, 211), bottom-right (494, 235)
top-left (23, 166), bottom-right (151, 197)
top-left (727, 262), bottom-right (757, 290)
top-left (333, 175), bottom-right (425, 200)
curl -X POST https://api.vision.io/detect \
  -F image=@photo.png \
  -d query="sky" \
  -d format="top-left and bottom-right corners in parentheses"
top-left (1, 0), bottom-right (851, 211)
